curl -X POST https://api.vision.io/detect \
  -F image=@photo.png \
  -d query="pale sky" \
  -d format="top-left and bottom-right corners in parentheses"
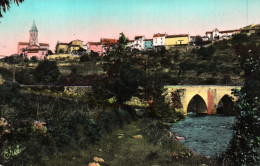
top-left (0, 0), bottom-right (259, 56)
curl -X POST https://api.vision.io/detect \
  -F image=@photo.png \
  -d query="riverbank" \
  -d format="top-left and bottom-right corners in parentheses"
top-left (38, 120), bottom-right (217, 166)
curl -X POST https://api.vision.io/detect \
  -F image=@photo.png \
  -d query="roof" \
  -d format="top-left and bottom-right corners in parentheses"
top-left (219, 30), bottom-right (237, 33)
top-left (128, 40), bottom-right (134, 42)
top-left (88, 42), bottom-right (102, 45)
top-left (101, 38), bottom-right (118, 44)
top-left (144, 39), bottom-right (153, 41)
top-left (135, 36), bottom-right (144, 39)
top-left (30, 20), bottom-right (38, 32)
top-left (28, 50), bottom-right (39, 53)
top-left (57, 42), bottom-right (68, 45)
top-left (18, 42), bottom-right (29, 45)
top-left (153, 33), bottom-right (166, 37)
top-left (40, 43), bottom-right (49, 46)
top-left (206, 31), bottom-right (212, 34)
top-left (166, 34), bottom-right (189, 38)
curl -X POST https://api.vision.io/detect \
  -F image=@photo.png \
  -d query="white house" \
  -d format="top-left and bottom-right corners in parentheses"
top-left (206, 28), bottom-right (238, 40)
top-left (153, 33), bottom-right (167, 47)
top-left (134, 36), bottom-right (145, 50)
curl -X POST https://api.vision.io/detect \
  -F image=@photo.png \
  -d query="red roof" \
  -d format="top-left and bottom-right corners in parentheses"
top-left (153, 33), bottom-right (166, 37)
top-left (144, 39), bottom-right (153, 41)
top-left (206, 31), bottom-right (212, 34)
top-left (88, 42), bottom-right (101, 45)
top-left (219, 30), bottom-right (237, 33)
top-left (135, 36), bottom-right (143, 39)
top-left (128, 40), bottom-right (134, 42)
top-left (18, 42), bottom-right (29, 45)
top-left (101, 38), bottom-right (118, 44)
top-left (166, 34), bottom-right (189, 38)
top-left (40, 43), bottom-right (49, 46)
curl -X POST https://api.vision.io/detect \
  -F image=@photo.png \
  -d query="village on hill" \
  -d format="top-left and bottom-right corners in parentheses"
top-left (15, 21), bottom-right (260, 60)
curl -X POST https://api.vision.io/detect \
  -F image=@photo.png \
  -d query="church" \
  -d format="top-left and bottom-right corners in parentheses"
top-left (17, 21), bottom-right (49, 60)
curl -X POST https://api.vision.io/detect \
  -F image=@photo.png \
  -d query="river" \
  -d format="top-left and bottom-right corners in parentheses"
top-left (171, 114), bottom-right (236, 158)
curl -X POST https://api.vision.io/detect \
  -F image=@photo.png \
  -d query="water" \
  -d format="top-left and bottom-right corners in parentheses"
top-left (171, 114), bottom-right (236, 157)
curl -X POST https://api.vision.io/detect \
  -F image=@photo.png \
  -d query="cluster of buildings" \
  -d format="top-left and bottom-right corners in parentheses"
top-left (17, 21), bottom-right (260, 60)
top-left (17, 21), bottom-right (49, 59)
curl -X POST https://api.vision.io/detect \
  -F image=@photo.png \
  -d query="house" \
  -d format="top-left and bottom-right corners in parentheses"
top-left (68, 40), bottom-right (83, 53)
top-left (165, 34), bottom-right (189, 50)
top-left (206, 28), bottom-right (238, 40)
top-left (240, 24), bottom-right (260, 36)
top-left (127, 40), bottom-right (134, 49)
top-left (134, 36), bottom-right (145, 50)
top-left (100, 38), bottom-right (118, 54)
top-left (17, 21), bottom-right (49, 60)
top-left (87, 42), bottom-right (103, 55)
top-left (143, 39), bottom-right (153, 49)
top-left (55, 42), bottom-right (69, 53)
top-left (201, 36), bottom-right (209, 41)
top-left (153, 33), bottom-right (167, 47)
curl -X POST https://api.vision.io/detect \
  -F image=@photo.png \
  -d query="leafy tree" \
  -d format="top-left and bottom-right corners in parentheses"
top-left (100, 33), bottom-right (144, 107)
top-left (47, 50), bottom-right (53, 55)
top-left (231, 34), bottom-right (249, 44)
top-left (0, 0), bottom-right (24, 18)
top-left (30, 56), bottom-right (38, 63)
top-left (195, 36), bottom-right (203, 46)
top-left (34, 60), bottom-right (60, 84)
top-left (224, 46), bottom-right (260, 165)
top-left (4, 54), bottom-right (24, 82)
top-left (80, 54), bottom-right (90, 62)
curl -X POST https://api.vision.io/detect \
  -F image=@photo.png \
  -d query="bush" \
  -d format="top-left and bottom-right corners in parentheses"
top-left (34, 60), bottom-right (60, 84)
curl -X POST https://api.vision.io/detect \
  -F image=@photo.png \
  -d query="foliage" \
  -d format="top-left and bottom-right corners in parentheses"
top-left (80, 54), bottom-right (90, 62)
top-left (197, 46), bottom-right (215, 60)
top-left (231, 34), bottom-right (249, 44)
top-left (34, 60), bottom-right (61, 84)
top-left (101, 33), bottom-right (144, 106)
top-left (0, 0), bottom-right (24, 18)
top-left (195, 36), bottom-right (204, 46)
top-left (223, 52), bottom-right (260, 165)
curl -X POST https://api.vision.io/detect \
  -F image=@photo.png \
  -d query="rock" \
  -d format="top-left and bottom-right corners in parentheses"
top-left (132, 135), bottom-right (142, 139)
top-left (93, 157), bottom-right (104, 163)
top-left (175, 136), bottom-right (186, 141)
top-left (88, 162), bottom-right (100, 166)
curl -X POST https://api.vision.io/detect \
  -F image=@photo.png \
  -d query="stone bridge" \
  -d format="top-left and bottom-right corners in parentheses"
top-left (165, 85), bottom-right (241, 115)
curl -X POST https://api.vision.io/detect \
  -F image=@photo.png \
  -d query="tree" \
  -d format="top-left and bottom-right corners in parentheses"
top-left (100, 33), bottom-right (144, 107)
top-left (47, 50), bottom-right (53, 55)
top-left (34, 60), bottom-right (60, 84)
top-left (4, 54), bottom-right (23, 82)
top-left (0, 0), bottom-right (24, 18)
top-left (223, 45), bottom-right (260, 165)
top-left (195, 36), bottom-right (203, 46)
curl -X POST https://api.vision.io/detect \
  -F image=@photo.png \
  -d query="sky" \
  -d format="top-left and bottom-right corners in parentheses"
top-left (0, 0), bottom-right (259, 56)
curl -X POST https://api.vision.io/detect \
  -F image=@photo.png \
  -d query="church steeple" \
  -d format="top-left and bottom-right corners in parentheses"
top-left (30, 20), bottom-right (38, 32)
top-left (29, 20), bottom-right (39, 46)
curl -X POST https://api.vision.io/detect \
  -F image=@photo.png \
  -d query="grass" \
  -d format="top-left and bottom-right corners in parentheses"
top-left (38, 120), bottom-right (217, 166)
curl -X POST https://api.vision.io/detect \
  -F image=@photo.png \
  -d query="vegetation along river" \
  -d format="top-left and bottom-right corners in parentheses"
top-left (171, 114), bottom-right (236, 158)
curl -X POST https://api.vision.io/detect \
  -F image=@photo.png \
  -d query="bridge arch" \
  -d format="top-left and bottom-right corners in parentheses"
top-left (216, 94), bottom-right (235, 114)
top-left (187, 94), bottom-right (208, 114)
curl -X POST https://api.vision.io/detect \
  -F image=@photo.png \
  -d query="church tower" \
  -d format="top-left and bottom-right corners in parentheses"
top-left (29, 20), bottom-right (39, 46)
